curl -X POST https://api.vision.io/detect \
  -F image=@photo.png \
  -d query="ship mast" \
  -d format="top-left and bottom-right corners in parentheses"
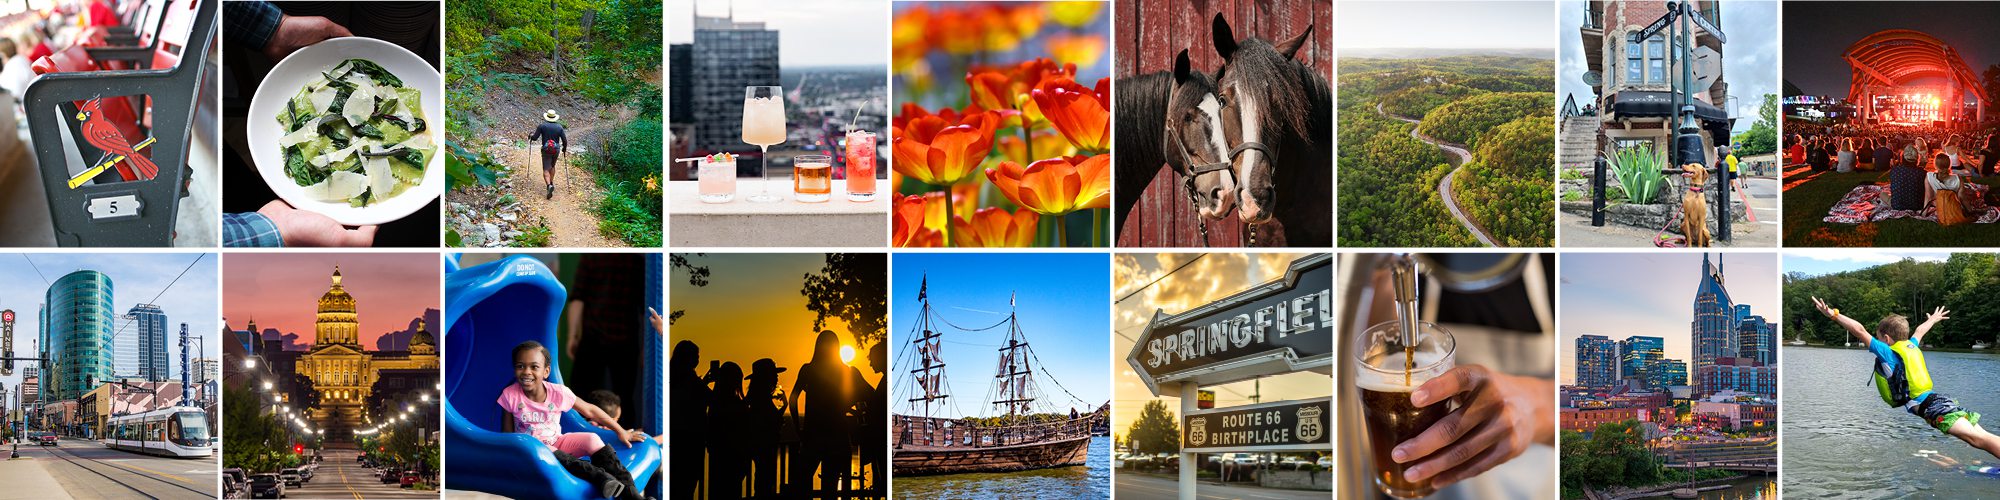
top-left (907, 276), bottom-right (949, 418)
top-left (991, 292), bottom-right (1035, 423)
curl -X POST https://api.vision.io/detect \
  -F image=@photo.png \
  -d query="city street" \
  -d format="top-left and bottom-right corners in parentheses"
top-left (16, 436), bottom-right (216, 500)
top-left (281, 448), bottom-right (437, 499)
top-left (1114, 473), bottom-right (1329, 500)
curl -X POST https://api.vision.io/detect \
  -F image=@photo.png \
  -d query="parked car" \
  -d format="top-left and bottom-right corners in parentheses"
top-left (379, 467), bottom-right (401, 484)
top-left (1278, 456), bottom-right (1312, 469)
top-left (37, 434), bottom-right (57, 446)
top-left (249, 473), bottom-right (285, 499)
top-left (279, 468), bottom-right (303, 487)
top-left (222, 468), bottom-right (247, 497)
top-left (399, 470), bottom-right (422, 488)
top-left (1316, 456), bottom-right (1332, 469)
top-left (298, 464), bottom-right (316, 483)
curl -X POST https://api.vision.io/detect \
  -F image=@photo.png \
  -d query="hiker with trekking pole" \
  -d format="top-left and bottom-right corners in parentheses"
top-left (532, 109), bottom-right (568, 199)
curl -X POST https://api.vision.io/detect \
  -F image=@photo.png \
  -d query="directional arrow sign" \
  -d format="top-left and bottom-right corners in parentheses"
top-left (1631, 9), bottom-right (1677, 44)
top-left (1126, 254), bottom-right (1333, 397)
top-left (1684, 4), bottom-right (1726, 43)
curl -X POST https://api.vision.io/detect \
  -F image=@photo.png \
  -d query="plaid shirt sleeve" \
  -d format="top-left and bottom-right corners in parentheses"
top-left (223, 1), bottom-right (283, 51)
top-left (222, 212), bottom-right (284, 247)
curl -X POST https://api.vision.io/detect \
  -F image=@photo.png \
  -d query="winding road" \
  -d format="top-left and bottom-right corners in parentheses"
top-left (1375, 101), bottom-right (1499, 246)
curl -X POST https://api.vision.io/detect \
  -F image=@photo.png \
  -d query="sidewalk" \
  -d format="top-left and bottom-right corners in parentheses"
top-left (0, 458), bottom-right (75, 500)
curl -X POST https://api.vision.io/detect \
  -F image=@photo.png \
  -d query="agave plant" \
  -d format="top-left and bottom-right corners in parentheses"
top-left (1605, 144), bottom-right (1669, 205)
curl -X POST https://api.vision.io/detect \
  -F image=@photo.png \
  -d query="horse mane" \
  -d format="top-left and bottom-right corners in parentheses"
top-left (1218, 38), bottom-right (1324, 152)
top-left (1114, 71), bottom-right (1173, 180)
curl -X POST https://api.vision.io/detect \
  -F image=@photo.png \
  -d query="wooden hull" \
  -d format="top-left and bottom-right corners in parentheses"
top-left (893, 434), bottom-right (1092, 476)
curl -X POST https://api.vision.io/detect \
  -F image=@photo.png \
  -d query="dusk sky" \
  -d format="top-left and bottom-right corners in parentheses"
top-left (1559, 0), bottom-right (1779, 134)
top-left (0, 253), bottom-right (219, 395)
top-left (672, 253), bottom-right (879, 395)
top-left (1112, 253), bottom-right (1328, 441)
top-left (223, 253), bottom-right (439, 348)
top-left (893, 253), bottom-right (1111, 419)
top-left (669, 0), bottom-right (889, 67)
top-left (1784, 1), bottom-right (2000, 98)
top-left (1340, 1), bottom-right (1554, 50)
top-left (1559, 253), bottom-right (1778, 385)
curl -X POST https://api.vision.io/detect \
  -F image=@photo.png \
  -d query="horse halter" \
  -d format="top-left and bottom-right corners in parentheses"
top-left (1170, 128), bottom-right (1272, 245)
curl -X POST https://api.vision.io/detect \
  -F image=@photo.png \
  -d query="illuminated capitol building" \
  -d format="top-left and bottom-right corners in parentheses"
top-left (295, 266), bottom-right (437, 438)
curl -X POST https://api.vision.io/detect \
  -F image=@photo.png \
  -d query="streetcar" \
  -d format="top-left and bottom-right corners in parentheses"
top-left (103, 406), bottom-right (213, 458)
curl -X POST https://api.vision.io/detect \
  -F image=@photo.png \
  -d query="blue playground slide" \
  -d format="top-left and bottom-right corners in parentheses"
top-left (443, 255), bottom-right (662, 498)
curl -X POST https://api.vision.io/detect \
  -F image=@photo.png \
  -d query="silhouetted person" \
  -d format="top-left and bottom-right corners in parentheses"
top-left (789, 331), bottom-right (864, 498)
top-left (669, 340), bottom-right (708, 500)
top-left (744, 359), bottom-right (787, 499)
top-left (859, 343), bottom-right (888, 495)
top-left (707, 361), bottom-right (748, 499)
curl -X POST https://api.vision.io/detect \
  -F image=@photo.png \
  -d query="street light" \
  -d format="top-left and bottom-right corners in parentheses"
top-left (261, 380), bottom-right (273, 391)
top-left (242, 358), bottom-right (256, 370)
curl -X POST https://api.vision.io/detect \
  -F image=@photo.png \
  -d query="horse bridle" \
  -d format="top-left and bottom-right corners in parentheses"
top-left (1170, 128), bottom-right (1272, 245)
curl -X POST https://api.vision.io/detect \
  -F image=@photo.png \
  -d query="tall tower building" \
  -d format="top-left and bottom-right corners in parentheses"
top-left (690, 10), bottom-right (780, 154)
top-left (125, 304), bottom-right (168, 381)
top-left (1576, 334), bottom-right (1617, 389)
top-left (1738, 315), bottom-right (1774, 366)
top-left (1618, 336), bottom-right (1666, 389)
top-left (43, 271), bottom-right (114, 402)
top-left (1692, 253), bottom-right (1735, 395)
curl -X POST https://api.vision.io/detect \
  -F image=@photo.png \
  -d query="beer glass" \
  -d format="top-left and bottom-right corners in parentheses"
top-left (1355, 320), bottom-right (1455, 499)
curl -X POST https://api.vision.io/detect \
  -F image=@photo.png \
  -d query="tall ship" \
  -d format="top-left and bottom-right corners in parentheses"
top-left (892, 277), bottom-right (1107, 476)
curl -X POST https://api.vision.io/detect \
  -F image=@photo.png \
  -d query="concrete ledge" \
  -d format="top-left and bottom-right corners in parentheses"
top-left (669, 180), bottom-right (886, 247)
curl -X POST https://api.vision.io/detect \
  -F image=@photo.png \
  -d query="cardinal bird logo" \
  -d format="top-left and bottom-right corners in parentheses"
top-left (74, 98), bottom-right (157, 182)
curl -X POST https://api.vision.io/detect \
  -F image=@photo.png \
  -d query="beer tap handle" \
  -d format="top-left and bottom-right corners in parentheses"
top-left (1388, 254), bottom-right (1422, 348)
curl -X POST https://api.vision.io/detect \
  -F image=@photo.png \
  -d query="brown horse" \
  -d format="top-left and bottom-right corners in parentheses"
top-left (1209, 14), bottom-right (1332, 246)
top-left (1113, 49), bottom-right (1234, 238)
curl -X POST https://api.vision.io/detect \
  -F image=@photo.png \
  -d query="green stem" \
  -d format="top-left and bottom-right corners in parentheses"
top-left (941, 189), bottom-right (954, 247)
top-left (1054, 213), bottom-right (1067, 247)
top-left (1093, 209), bottom-right (1105, 247)
top-left (1020, 125), bottom-right (1033, 162)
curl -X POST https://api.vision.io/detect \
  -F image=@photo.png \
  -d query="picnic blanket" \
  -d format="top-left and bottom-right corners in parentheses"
top-left (1824, 183), bottom-right (2000, 224)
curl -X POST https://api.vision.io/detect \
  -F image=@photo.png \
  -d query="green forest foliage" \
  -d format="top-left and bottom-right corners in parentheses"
top-left (445, 0), bottom-right (662, 247)
top-left (1784, 254), bottom-right (2000, 347)
top-left (1339, 56), bottom-right (1554, 247)
top-left (1417, 92), bottom-right (1553, 149)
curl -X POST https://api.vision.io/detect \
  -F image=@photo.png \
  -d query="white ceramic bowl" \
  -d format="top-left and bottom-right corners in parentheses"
top-left (247, 37), bottom-right (443, 226)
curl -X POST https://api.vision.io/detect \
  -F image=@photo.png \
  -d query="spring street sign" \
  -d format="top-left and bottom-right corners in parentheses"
top-left (1183, 397), bottom-right (1331, 453)
top-left (1127, 254), bottom-right (1333, 397)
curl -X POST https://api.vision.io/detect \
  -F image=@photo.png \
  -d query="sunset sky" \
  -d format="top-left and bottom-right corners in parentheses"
top-left (671, 253), bottom-right (878, 394)
top-left (1559, 253), bottom-right (1779, 385)
top-left (223, 253), bottom-right (440, 348)
top-left (1112, 253), bottom-right (1330, 441)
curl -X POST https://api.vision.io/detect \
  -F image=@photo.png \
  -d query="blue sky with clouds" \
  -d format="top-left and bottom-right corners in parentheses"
top-left (0, 252), bottom-right (219, 397)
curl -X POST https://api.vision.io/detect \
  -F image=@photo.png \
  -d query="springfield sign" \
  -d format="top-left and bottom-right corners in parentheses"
top-left (1128, 254), bottom-right (1333, 396)
top-left (1183, 397), bottom-right (1331, 453)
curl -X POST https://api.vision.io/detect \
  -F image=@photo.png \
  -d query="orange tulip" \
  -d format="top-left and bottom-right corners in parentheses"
top-left (997, 130), bottom-right (1075, 165)
top-left (951, 207), bottom-right (1038, 247)
top-left (1045, 33), bottom-right (1106, 70)
top-left (893, 104), bottom-right (999, 186)
top-left (1031, 77), bottom-right (1110, 153)
top-left (968, 58), bottom-right (1074, 127)
top-left (986, 154), bottom-right (1110, 216)
top-left (893, 193), bottom-right (944, 248)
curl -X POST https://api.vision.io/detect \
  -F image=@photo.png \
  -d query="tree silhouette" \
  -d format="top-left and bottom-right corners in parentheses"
top-left (668, 253), bottom-right (710, 325)
top-left (800, 253), bottom-right (888, 347)
top-left (1126, 400), bottom-right (1181, 455)
top-left (287, 373), bottom-right (320, 414)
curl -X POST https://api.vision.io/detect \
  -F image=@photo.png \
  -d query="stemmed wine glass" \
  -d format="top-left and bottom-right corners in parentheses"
top-left (742, 86), bottom-right (787, 202)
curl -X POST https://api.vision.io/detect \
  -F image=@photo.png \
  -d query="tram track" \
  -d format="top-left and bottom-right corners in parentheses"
top-left (43, 441), bottom-right (214, 499)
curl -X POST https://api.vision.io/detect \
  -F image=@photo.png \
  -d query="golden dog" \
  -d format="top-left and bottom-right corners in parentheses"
top-left (1681, 163), bottom-right (1711, 247)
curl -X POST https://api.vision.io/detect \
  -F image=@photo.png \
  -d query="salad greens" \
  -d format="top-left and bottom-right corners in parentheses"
top-left (277, 58), bottom-right (434, 207)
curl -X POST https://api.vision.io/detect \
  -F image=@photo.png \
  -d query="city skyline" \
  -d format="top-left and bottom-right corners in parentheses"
top-left (1560, 253), bottom-right (1779, 386)
top-left (222, 254), bottom-right (439, 350)
top-left (668, 0), bottom-right (890, 67)
top-left (0, 253), bottom-right (219, 407)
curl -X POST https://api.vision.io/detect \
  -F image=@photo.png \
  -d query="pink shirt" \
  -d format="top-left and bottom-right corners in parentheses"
top-left (497, 380), bottom-right (575, 447)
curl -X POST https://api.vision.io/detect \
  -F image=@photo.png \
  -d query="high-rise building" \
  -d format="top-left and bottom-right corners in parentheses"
top-left (669, 43), bottom-right (692, 124)
top-left (1655, 358), bottom-right (1688, 388)
top-left (192, 358), bottom-right (220, 386)
top-left (1692, 253), bottom-right (1735, 394)
top-left (1737, 315), bottom-right (1775, 366)
top-left (120, 304), bottom-right (168, 381)
top-left (1618, 336), bottom-right (1665, 387)
top-left (43, 271), bottom-right (114, 403)
top-left (1698, 357), bottom-right (1775, 399)
top-left (688, 10), bottom-right (779, 154)
top-left (22, 365), bottom-right (37, 404)
top-left (1576, 334), bottom-right (1617, 388)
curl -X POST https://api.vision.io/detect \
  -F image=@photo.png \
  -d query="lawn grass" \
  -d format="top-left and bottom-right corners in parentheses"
top-left (1784, 170), bottom-right (2000, 247)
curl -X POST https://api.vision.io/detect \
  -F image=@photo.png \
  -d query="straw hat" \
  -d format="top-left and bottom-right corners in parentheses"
top-left (543, 109), bottom-right (560, 122)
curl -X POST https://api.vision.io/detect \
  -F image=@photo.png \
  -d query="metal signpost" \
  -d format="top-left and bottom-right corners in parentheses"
top-left (1127, 254), bottom-right (1333, 500)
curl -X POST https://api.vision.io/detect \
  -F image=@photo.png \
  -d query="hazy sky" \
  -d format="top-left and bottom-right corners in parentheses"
top-left (0, 253), bottom-right (220, 396)
top-left (892, 253), bottom-right (1111, 418)
top-left (668, 0), bottom-right (890, 67)
top-left (1783, 250), bottom-right (1952, 278)
top-left (1558, 0), bottom-right (1779, 134)
top-left (1112, 253), bottom-right (1329, 441)
top-left (1559, 253), bottom-right (1779, 385)
top-left (223, 253), bottom-right (439, 349)
top-left (1339, 1), bottom-right (1555, 50)
top-left (671, 253), bottom-right (878, 394)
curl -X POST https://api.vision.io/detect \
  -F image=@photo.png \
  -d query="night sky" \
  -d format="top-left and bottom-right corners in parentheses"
top-left (1784, 1), bottom-right (2000, 97)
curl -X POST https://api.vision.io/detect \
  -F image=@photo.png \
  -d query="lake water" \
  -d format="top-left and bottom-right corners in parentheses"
top-left (893, 436), bottom-right (1110, 499)
top-left (1784, 346), bottom-right (2000, 498)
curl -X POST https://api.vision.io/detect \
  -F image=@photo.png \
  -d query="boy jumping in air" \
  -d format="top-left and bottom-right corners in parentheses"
top-left (1813, 298), bottom-right (2000, 459)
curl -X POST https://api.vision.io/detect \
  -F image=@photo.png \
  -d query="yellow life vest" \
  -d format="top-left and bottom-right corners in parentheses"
top-left (1874, 340), bottom-right (1936, 407)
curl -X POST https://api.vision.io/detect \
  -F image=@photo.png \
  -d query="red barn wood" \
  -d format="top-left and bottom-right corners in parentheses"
top-left (1115, 0), bottom-right (1332, 247)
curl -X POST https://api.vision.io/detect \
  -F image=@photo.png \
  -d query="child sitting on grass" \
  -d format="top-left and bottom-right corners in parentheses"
top-left (501, 341), bottom-right (648, 500)
top-left (1812, 298), bottom-right (2000, 459)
